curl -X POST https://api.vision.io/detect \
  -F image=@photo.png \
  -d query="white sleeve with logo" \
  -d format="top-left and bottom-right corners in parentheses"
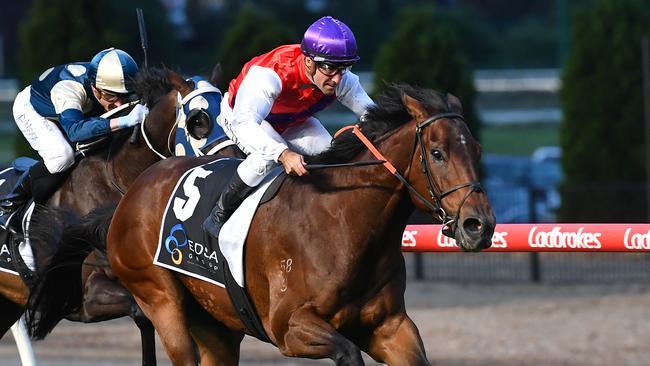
top-left (336, 72), bottom-right (375, 118)
top-left (230, 65), bottom-right (288, 161)
top-left (50, 80), bottom-right (88, 114)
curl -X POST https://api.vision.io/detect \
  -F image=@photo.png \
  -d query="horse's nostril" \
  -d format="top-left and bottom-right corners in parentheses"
top-left (463, 217), bottom-right (483, 235)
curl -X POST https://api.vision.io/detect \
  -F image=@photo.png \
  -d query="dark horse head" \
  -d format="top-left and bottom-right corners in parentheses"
top-left (311, 84), bottom-right (495, 251)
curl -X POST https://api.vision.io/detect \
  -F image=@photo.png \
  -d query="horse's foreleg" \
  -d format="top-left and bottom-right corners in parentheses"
top-left (187, 302), bottom-right (244, 366)
top-left (364, 313), bottom-right (430, 366)
top-left (80, 269), bottom-right (157, 365)
top-left (130, 302), bottom-right (157, 366)
top-left (279, 306), bottom-right (364, 366)
top-left (124, 268), bottom-right (197, 366)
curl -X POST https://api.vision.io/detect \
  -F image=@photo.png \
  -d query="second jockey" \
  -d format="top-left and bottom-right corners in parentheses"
top-left (0, 48), bottom-right (148, 228)
top-left (203, 16), bottom-right (375, 240)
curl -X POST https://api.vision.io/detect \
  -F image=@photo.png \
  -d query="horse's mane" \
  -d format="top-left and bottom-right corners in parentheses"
top-left (306, 83), bottom-right (450, 165)
top-left (132, 66), bottom-right (174, 108)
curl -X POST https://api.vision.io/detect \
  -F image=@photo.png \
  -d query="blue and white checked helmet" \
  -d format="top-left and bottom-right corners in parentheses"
top-left (89, 48), bottom-right (139, 94)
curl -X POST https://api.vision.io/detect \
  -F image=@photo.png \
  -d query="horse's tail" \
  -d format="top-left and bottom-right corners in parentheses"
top-left (25, 204), bottom-right (116, 339)
top-left (76, 204), bottom-right (116, 252)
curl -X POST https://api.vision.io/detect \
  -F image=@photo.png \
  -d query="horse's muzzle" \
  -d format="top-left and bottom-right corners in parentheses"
top-left (454, 214), bottom-right (495, 252)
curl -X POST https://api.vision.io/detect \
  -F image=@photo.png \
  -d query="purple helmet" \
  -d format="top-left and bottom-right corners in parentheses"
top-left (301, 16), bottom-right (360, 64)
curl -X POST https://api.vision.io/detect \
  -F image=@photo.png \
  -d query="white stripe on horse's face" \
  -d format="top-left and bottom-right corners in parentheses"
top-left (459, 134), bottom-right (467, 145)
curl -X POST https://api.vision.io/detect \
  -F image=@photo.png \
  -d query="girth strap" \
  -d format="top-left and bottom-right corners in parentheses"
top-left (209, 231), bottom-right (273, 343)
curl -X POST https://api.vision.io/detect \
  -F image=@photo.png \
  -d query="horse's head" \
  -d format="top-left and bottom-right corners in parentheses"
top-left (398, 86), bottom-right (495, 252)
top-left (132, 65), bottom-right (230, 158)
top-left (131, 66), bottom-right (182, 157)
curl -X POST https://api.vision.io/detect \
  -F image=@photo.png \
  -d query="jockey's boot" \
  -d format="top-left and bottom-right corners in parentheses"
top-left (0, 170), bottom-right (31, 233)
top-left (202, 172), bottom-right (254, 241)
top-left (0, 161), bottom-right (70, 234)
top-left (0, 170), bottom-right (31, 216)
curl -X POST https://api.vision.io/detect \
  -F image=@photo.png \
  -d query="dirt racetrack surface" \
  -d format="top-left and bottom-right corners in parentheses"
top-left (1, 281), bottom-right (649, 365)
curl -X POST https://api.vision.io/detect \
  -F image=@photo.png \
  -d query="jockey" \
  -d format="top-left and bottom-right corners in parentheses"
top-left (203, 16), bottom-right (374, 240)
top-left (0, 48), bottom-right (148, 226)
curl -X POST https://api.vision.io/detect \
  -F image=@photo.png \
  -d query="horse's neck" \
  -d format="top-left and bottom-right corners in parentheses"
top-left (292, 126), bottom-right (416, 265)
top-left (109, 137), bottom-right (164, 189)
top-left (144, 91), bottom-right (177, 156)
top-left (281, 170), bottom-right (413, 292)
top-left (110, 93), bottom-right (178, 187)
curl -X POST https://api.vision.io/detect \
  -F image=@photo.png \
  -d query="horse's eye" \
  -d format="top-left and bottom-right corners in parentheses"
top-left (431, 149), bottom-right (444, 161)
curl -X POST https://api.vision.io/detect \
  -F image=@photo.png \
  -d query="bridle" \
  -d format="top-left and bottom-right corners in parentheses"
top-left (337, 112), bottom-right (483, 237)
top-left (136, 81), bottom-right (229, 160)
top-left (413, 112), bottom-right (483, 236)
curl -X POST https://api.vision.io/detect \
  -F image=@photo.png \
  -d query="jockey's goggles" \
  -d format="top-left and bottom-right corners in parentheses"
top-left (316, 61), bottom-right (354, 77)
top-left (97, 88), bottom-right (131, 104)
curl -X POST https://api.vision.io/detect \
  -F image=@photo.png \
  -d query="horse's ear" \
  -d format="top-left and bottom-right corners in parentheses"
top-left (168, 69), bottom-right (193, 95)
top-left (447, 93), bottom-right (464, 114)
top-left (210, 63), bottom-right (223, 87)
top-left (402, 94), bottom-right (427, 122)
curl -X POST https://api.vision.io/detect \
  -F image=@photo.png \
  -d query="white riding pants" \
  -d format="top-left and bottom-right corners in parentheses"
top-left (218, 93), bottom-right (332, 187)
top-left (13, 86), bottom-right (75, 174)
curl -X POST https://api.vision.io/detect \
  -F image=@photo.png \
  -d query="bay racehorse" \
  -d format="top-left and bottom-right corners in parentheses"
top-left (1, 65), bottom-right (242, 365)
top-left (95, 83), bottom-right (494, 365)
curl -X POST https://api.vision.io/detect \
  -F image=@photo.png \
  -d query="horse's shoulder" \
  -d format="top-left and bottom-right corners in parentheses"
top-left (151, 156), bottom-right (199, 172)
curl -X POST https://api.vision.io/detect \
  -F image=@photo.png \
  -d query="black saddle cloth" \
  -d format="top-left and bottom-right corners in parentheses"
top-left (157, 158), bottom-right (242, 283)
top-left (155, 157), bottom-right (273, 342)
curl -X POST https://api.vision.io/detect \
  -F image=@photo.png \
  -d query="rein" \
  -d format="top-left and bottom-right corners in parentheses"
top-left (335, 113), bottom-right (483, 235)
top-left (106, 115), bottom-right (173, 196)
top-left (305, 160), bottom-right (385, 170)
top-left (140, 114), bottom-right (171, 159)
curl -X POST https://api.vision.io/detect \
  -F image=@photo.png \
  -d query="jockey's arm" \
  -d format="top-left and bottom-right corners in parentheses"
top-left (336, 72), bottom-right (375, 119)
top-left (230, 66), bottom-right (289, 162)
top-left (52, 80), bottom-right (110, 142)
top-left (108, 104), bottom-right (148, 132)
top-left (52, 80), bottom-right (148, 142)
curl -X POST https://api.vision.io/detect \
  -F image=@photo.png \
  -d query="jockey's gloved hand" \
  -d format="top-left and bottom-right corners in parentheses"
top-left (116, 104), bottom-right (149, 129)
